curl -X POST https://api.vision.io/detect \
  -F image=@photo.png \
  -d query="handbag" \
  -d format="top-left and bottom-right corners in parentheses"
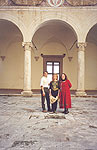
top-left (50, 96), bottom-right (58, 104)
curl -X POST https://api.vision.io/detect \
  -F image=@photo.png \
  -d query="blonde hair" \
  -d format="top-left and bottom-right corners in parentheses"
top-left (52, 73), bottom-right (58, 81)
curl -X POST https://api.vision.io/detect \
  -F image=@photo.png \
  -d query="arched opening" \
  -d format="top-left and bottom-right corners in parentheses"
top-left (0, 19), bottom-right (24, 94)
top-left (31, 19), bottom-right (78, 93)
top-left (86, 23), bottom-right (97, 94)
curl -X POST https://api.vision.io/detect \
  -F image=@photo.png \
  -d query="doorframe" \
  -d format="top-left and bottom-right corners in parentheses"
top-left (41, 54), bottom-right (66, 75)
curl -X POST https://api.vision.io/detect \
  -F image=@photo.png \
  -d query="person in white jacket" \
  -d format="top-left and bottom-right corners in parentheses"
top-left (40, 71), bottom-right (51, 112)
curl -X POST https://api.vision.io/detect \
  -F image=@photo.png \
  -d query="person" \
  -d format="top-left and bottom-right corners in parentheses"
top-left (59, 73), bottom-right (72, 114)
top-left (49, 74), bottom-right (60, 113)
top-left (40, 71), bottom-right (51, 112)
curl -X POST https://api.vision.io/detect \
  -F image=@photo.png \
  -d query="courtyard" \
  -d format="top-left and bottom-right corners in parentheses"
top-left (0, 96), bottom-right (97, 150)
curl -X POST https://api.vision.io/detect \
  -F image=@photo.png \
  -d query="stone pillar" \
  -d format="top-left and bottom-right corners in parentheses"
top-left (21, 42), bottom-right (32, 96)
top-left (76, 43), bottom-right (87, 96)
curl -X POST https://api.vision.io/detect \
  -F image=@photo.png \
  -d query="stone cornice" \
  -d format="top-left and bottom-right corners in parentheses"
top-left (1, 6), bottom-right (97, 10)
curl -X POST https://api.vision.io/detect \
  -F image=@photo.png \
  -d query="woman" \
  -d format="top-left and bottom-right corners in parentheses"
top-left (49, 74), bottom-right (60, 113)
top-left (59, 73), bottom-right (72, 114)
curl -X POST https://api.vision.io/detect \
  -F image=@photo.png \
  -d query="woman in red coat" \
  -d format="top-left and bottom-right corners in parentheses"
top-left (59, 73), bottom-right (72, 114)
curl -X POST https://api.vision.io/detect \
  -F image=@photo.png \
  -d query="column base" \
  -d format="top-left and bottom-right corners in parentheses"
top-left (76, 90), bottom-right (87, 96)
top-left (21, 90), bottom-right (32, 97)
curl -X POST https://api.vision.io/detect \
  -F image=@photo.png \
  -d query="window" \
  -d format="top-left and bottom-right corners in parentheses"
top-left (47, 61), bottom-right (60, 82)
top-left (41, 54), bottom-right (65, 82)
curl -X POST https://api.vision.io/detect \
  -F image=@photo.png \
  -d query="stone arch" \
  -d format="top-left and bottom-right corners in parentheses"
top-left (0, 15), bottom-right (25, 91)
top-left (84, 14), bottom-right (97, 42)
top-left (0, 13), bottom-right (27, 42)
top-left (84, 15), bottom-right (97, 92)
top-left (29, 13), bottom-right (80, 41)
top-left (31, 15), bottom-right (78, 91)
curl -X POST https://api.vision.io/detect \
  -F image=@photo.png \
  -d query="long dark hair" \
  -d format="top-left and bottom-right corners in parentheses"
top-left (59, 73), bottom-right (68, 81)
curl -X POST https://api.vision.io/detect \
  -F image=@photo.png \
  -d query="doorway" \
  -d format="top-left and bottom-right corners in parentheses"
top-left (42, 54), bottom-right (65, 82)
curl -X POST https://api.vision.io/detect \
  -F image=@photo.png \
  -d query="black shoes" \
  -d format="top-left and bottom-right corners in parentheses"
top-left (48, 109), bottom-right (52, 112)
top-left (64, 109), bottom-right (69, 114)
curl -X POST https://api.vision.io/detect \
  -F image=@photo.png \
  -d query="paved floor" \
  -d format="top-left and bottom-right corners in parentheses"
top-left (0, 96), bottom-right (97, 150)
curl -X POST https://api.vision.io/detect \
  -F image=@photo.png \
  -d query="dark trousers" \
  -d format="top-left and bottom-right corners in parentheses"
top-left (52, 100), bottom-right (57, 112)
top-left (64, 100), bottom-right (68, 112)
top-left (41, 88), bottom-right (50, 111)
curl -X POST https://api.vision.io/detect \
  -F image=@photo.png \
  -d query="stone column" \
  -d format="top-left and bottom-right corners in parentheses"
top-left (21, 42), bottom-right (32, 96)
top-left (76, 43), bottom-right (87, 96)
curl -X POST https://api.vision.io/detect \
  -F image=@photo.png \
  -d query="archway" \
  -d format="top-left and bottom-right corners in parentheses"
top-left (0, 19), bottom-right (24, 94)
top-left (85, 23), bottom-right (97, 94)
top-left (31, 19), bottom-right (78, 93)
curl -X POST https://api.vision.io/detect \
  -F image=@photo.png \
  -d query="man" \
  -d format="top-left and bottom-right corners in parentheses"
top-left (40, 71), bottom-right (51, 112)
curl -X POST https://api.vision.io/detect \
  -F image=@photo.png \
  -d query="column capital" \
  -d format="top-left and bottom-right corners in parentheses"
top-left (22, 42), bottom-right (32, 51)
top-left (77, 42), bottom-right (87, 52)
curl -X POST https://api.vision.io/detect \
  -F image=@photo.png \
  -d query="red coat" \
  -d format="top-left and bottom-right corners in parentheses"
top-left (59, 80), bottom-right (72, 109)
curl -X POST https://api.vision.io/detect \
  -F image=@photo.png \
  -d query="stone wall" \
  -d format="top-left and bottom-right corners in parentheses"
top-left (0, 6), bottom-right (97, 94)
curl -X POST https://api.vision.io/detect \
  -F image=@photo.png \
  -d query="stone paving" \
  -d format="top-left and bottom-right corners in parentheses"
top-left (0, 96), bottom-right (97, 150)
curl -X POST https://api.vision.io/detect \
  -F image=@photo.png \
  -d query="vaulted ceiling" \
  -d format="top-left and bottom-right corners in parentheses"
top-left (0, 20), bottom-right (23, 41)
top-left (0, 19), bottom-right (97, 50)
top-left (86, 24), bottom-right (97, 46)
